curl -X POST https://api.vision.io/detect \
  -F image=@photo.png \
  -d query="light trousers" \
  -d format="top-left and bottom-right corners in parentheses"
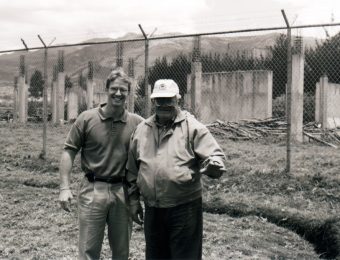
top-left (77, 177), bottom-right (132, 260)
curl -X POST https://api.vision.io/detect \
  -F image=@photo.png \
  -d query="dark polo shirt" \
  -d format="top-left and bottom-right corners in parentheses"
top-left (64, 104), bottom-right (144, 178)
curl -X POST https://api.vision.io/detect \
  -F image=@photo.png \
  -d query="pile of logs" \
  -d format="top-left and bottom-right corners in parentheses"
top-left (303, 122), bottom-right (340, 148)
top-left (207, 117), bottom-right (340, 148)
top-left (206, 117), bottom-right (287, 140)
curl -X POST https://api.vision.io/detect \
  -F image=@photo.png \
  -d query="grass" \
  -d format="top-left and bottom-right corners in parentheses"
top-left (0, 122), bottom-right (339, 259)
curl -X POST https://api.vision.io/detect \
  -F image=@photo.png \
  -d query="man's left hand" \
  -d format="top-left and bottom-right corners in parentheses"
top-left (130, 202), bottom-right (144, 225)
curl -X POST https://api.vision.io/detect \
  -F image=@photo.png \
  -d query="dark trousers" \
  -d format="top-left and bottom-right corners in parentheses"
top-left (144, 198), bottom-right (203, 260)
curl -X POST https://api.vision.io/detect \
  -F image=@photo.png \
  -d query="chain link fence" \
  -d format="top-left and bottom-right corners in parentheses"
top-left (1, 23), bottom-right (340, 257)
top-left (1, 24), bottom-right (340, 166)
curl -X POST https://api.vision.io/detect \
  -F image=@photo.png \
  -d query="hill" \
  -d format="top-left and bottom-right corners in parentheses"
top-left (0, 32), bottom-right (318, 89)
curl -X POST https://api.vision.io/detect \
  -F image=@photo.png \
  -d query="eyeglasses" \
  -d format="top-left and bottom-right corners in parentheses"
top-left (154, 98), bottom-right (176, 107)
top-left (109, 87), bottom-right (128, 94)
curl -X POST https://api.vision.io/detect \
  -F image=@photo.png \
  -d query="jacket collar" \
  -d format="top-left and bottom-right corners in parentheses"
top-left (97, 103), bottom-right (128, 122)
top-left (145, 109), bottom-right (186, 127)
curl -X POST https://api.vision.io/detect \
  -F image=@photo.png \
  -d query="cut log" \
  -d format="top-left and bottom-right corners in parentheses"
top-left (303, 131), bottom-right (338, 149)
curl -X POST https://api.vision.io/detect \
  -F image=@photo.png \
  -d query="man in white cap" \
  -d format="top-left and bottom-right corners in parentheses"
top-left (126, 79), bottom-right (227, 259)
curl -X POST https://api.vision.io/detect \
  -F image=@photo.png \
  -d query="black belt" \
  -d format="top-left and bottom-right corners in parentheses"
top-left (85, 172), bottom-right (122, 184)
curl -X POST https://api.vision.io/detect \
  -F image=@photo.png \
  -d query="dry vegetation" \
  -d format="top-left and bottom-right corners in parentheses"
top-left (0, 122), bottom-right (339, 259)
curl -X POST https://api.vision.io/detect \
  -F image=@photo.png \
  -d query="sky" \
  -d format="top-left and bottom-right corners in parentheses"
top-left (0, 0), bottom-right (339, 51)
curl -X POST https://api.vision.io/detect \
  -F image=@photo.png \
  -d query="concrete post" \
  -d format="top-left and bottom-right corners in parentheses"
top-left (51, 65), bottom-right (58, 124)
top-left (315, 82), bottom-right (320, 123)
top-left (67, 85), bottom-right (79, 122)
top-left (57, 72), bottom-right (65, 125)
top-left (57, 50), bottom-right (65, 125)
top-left (185, 74), bottom-right (192, 111)
top-left (320, 75), bottom-right (329, 130)
top-left (18, 55), bottom-right (28, 123)
top-left (86, 61), bottom-right (94, 109)
top-left (127, 58), bottom-right (135, 112)
top-left (290, 37), bottom-right (304, 142)
top-left (191, 62), bottom-right (202, 119)
top-left (191, 36), bottom-right (202, 119)
top-left (17, 76), bottom-right (27, 123)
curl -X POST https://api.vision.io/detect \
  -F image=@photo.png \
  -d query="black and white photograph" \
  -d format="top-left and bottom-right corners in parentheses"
top-left (0, 0), bottom-right (340, 259)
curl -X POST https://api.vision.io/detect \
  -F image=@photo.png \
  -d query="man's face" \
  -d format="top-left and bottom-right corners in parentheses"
top-left (154, 97), bottom-right (178, 120)
top-left (107, 78), bottom-right (129, 107)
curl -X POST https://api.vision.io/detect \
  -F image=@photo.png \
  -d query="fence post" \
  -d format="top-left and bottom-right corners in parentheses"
top-left (18, 55), bottom-right (28, 123)
top-left (185, 74), bottom-right (192, 111)
top-left (52, 65), bottom-right (58, 124)
top-left (67, 84), bottom-right (79, 122)
top-left (290, 36), bottom-right (304, 142)
top-left (138, 24), bottom-right (151, 118)
top-left (13, 76), bottom-right (18, 122)
top-left (86, 61), bottom-right (94, 109)
top-left (282, 9), bottom-right (292, 173)
top-left (320, 75), bottom-right (329, 130)
top-left (42, 46), bottom-right (48, 158)
top-left (57, 50), bottom-right (65, 125)
top-left (128, 58), bottom-right (136, 113)
top-left (191, 36), bottom-right (202, 119)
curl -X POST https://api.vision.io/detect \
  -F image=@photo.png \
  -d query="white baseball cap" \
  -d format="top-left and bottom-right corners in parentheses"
top-left (150, 79), bottom-right (181, 99)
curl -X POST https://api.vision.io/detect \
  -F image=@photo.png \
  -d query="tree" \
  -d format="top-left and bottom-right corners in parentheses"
top-left (267, 34), bottom-right (288, 98)
top-left (65, 75), bottom-right (73, 90)
top-left (29, 70), bottom-right (44, 99)
top-left (305, 32), bottom-right (340, 94)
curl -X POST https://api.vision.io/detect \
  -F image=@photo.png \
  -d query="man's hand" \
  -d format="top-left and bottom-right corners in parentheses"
top-left (59, 189), bottom-right (73, 212)
top-left (130, 202), bottom-right (144, 225)
top-left (200, 158), bottom-right (226, 179)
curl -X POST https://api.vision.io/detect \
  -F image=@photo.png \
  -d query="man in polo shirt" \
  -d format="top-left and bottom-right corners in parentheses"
top-left (58, 67), bottom-right (143, 260)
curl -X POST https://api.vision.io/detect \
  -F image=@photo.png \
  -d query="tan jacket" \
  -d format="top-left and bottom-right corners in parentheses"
top-left (126, 110), bottom-right (226, 208)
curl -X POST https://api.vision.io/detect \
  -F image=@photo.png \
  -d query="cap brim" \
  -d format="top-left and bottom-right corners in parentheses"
top-left (150, 93), bottom-right (177, 99)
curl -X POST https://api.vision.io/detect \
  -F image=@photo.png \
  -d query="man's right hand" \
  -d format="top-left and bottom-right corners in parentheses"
top-left (59, 189), bottom-right (73, 212)
top-left (200, 157), bottom-right (226, 179)
top-left (130, 202), bottom-right (144, 225)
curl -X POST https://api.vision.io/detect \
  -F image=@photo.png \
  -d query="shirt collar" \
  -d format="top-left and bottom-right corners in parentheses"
top-left (97, 103), bottom-right (128, 122)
